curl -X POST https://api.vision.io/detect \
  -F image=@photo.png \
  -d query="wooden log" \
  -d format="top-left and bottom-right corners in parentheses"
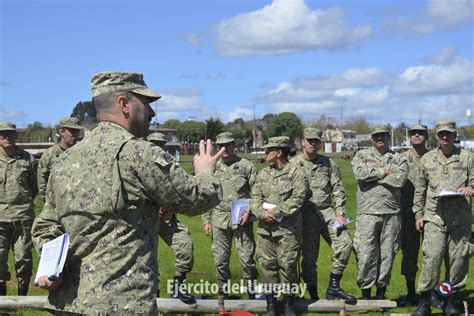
top-left (0, 296), bottom-right (48, 311)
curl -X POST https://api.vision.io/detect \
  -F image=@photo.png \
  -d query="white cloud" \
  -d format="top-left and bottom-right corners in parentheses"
top-left (224, 106), bottom-right (254, 122)
top-left (0, 107), bottom-right (27, 122)
top-left (385, 0), bottom-right (474, 36)
top-left (206, 0), bottom-right (371, 57)
top-left (428, 46), bottom-right (458, 65)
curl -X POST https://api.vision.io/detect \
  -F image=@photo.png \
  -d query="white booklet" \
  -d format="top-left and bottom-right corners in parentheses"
top-left (262, 202), bottom-right (283, 223)
top-left (231, 199), bottom-right (257, 225)
top-left (436, 189), bottom-right (464, 198)
top-left (34, 233), bottom-right (70, 285)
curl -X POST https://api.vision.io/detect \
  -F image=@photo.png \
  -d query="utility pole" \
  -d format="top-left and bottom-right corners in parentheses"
top-left (252, 102), bottom-right (256, 151)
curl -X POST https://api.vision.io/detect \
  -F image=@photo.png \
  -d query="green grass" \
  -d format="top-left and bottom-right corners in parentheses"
top-left (3, 153), bottom-right (472, 315)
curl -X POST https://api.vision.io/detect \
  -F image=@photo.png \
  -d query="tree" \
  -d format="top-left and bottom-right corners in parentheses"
top-left (71, 101), bottom-right (96, 125)
top-left (163, 119), bottom-right (182, 129)
top-left (343, 117), bottom-right (371, 134)
top-left (264, 112), bottom-right (303, 143)
top-left (205, 118), bottom-right (224, 141)
top-left (16, 121), bottom-right (54, 143)
top-left (178, 120), bottom-right (206, 144)
top-left (312, 114), bottom-right (338, 131)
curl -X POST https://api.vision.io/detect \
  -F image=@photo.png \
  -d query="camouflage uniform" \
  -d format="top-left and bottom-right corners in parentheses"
top-left (0, 122), bottom-right (37, 291)
top-left (37, 144), bottom-right (64, 202)
top-left (31, 72), bottom-right (222, 315)
top-left (202, 154), bottom-right (258, 291)
top-left (250, 142), bottom-right (307, 291)
top-left (413, 146), bottom-right (472, 292)
top-left (291, 154), bottom-right (352, 286)
top-left (352, 145), bottom-right (408, 290)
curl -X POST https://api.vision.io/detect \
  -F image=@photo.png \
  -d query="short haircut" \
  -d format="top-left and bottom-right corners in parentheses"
top-left (280, 147), bottom-right (291, 158)
top-left (92, 91), bottom-right (135, 113)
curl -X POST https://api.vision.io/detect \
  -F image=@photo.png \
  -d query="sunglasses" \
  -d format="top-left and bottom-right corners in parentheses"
top-left (0, 131), bottom-right (16, 140)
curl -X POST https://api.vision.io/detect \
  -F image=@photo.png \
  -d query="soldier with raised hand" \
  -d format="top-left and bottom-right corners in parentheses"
top-left (32, 71), bottom-right (224, 315)
top-left (411, 120), bottom-right (473, 316)
top-left (0, 122), bottom-right (37, 296)
top-left (352, 125), bottom-right (408, 300)
top-left (202, 132), bottom-right (258, 299)
top-left (291, 127), bottom-right (356, 304)
top-left (250, 136), bottom-right (308, 316)
top-left (147, 132), bottom-right (195, 304)
top-left (399, 124), bottom-right (428, 306)
top-left (37, 117), bottom-right (83, 202)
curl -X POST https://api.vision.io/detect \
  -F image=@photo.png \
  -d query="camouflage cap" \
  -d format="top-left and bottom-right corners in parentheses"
top-left (409, 123), bottom-right (428, 132)
top-left (263, 136), bottom-right (290, 149)
top-left (147, 132), bottom-right (167, 143)
top-left (91, 71), bottom-right (161, 101)
top-left (304, 127), bottom-right (323, 140)
top-left (216, 132), bottom-right (235, 144)
top-left (0, 122), bottom-right (16, 132)
top-left (59, 117), bottom-right (82, 130)
top-left (371, 124), bottom-right (390, 136)
top-left (435, 120), bottom-right (456, 134)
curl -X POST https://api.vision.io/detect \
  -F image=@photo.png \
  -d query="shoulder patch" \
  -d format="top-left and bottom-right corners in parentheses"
top-left (154, 152), bottom-right (175, 167)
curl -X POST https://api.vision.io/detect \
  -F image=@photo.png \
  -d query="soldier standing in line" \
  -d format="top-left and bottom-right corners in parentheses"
top-left (147, 132), bottom-right (195, 304)
top-left (202, 132), bottom-right (258, 299)
top-left (399, 124), bottom-right (428, 306)
top-left (412, 120), bottom-right (472, 316)
top-left (250, 136), bottom-right (308, 316)
top-left (32, 71), bottom-right (224, 315)
top-left (0, 122), bottom-right (37, 296)
top-left (37, 117), bottom-right (83, 202)
top-left (352, 125), bottom-right (408, 300)
top-left (291, 127), bottom-right (356, 304)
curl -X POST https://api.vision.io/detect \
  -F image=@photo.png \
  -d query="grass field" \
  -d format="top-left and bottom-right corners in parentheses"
top-left (3, 153), bottom-right (473, 315)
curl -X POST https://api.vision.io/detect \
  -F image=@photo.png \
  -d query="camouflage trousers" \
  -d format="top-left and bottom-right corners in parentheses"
top-left (417, 222), bottom-right (470, 292)
top-left (159, 216), bottom-right (194, 276)
top-left (354, 213), bottom-right (400, 289)
top-left (256, 232), bottom-right (300, 289)
top-left (0, 220), bottom-right (33, 285)
top-left (400, 208), bottom-right (421, 281)
top-left (300, 210), bottom-right (353, 286)
top-left (211, 224), bottom-right (258, 289)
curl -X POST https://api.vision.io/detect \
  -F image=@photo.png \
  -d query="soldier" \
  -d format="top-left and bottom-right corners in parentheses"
top-left (0, 122), bottom-right (37, 296)
top-left (250, 136), bottom-right (308, 316)
top-left (37, 117), bottom-right (83, 202)
top-left (147, 132), bottom-right (195, 304)
top-left (399, 124), bottom-right (428, 306)
top-left (202, 132), bottom-right (258, 298)
top-left (31, 71), bottom-right (224, 314)
top-left (291, 128), bottom-right (356, 304)
top-left (412, 120), bottom-right (473, 316)
top-left (352, 125), bottom-right (408, 299)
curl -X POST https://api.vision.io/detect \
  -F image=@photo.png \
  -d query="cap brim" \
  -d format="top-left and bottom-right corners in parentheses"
top-left (437, 128), bottom-right (456, 133)
top-left (305, 136), bottom-right (322, 141)
top-left (132, 88), bottom-right (161, 102)
top-left (61, 125), bottom-right (83, 130)
top-left (216, 139), bottom-right (234, 144)
top-left (0, 128), bottom-right (16, 132)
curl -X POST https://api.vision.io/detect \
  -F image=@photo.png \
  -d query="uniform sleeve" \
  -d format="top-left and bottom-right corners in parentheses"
top-left (379, 154), bottom-right (408, 189)
top-left (31, 173), bottom-right (65, 254)
top-left (272, 168), bottom-right (308, 218)
top-left (249, 171), bottom-right (265, 220)
top-left (201, 210), bottom-right (211, 225)
top-left (351, 151), bottom-right (385, 182)
top-left (468, 152), bottom-right (474, 188)
top-left (36, 153), bottom-right (49, 202)
top-left (29, 153), bottom-right (38, 198)
top-left (330, 160), bottom-right (346, 215)
top-left (412, 160), bottom-right (428, 219)
top-left (246, 162), bottom-right (258, 215)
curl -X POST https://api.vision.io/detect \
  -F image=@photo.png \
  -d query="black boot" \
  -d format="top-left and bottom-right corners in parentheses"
top-left (0, 283), bottom-right (5, 296)
top-left (400, 280), bottom-right (416, 306)
top-left (173, 275), bottom-right (196, 304)
top-left (361, 288), bottom-right (371, 300)
top-left (430, 291), bottom-right (443, 309)
top-left (18, 282), bottom-right (28, 296)
top-left (443, 295), bottom-right (460, 316)
top-left (283, 295), bottom-right (296, 316)
top-left (412, 291), bottom-right (431, 316)
top-left (326, 273), bottom-right (357, 305)
top-left (307, 285), bottom-right (319, 300)
top-left (376, 286), bottom-right (386, 299)
top-left (266, 293), bottom-right (276, 316)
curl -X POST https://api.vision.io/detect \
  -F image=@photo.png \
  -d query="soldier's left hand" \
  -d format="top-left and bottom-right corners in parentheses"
top-left (263, 209), bottom-right (276, 223)
top-left (335, 215), bottom-right (347, 226)
top-left (159, 207), bottom-right (173, 222)
top-left (36, 274), bottom-right (64, 291)
top-left (457, 187), bottom-right (474, 197)
top-left (239, 212), bottom-right (250, 226)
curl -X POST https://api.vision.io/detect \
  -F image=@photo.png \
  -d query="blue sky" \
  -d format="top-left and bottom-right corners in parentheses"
top-left (1, 0), bottom-right (473, 128)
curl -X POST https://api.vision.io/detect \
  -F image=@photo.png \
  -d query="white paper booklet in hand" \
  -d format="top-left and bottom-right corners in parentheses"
top-left (231, 199), bottom-right (256, 225)
top-left (34, 233), bottom-right (70, 285)
top-left (262, 202), bottom-right (283, 223)
top-left (436, 189), bottom-right (463, 198)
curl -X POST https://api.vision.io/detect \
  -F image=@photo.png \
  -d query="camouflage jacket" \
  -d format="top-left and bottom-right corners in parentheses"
top-left (250, 162), bottom-right (308, 237)
top-left (31, 122), bottom-right (222, 315)
top-left (0, 147), bottom-right (37, 222)
top-left (400, 148), bottom-right (427, 212)
top-left (413, 147), bottom-right (473, 227)
top-left (202, 155), bottom-right (256, 229)
top-left (291, 154), bottom-right (346, 223)
top-left (352, 148), bottom-right (408, 215)
top-left (37, 144), bottom-right (65, 202)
